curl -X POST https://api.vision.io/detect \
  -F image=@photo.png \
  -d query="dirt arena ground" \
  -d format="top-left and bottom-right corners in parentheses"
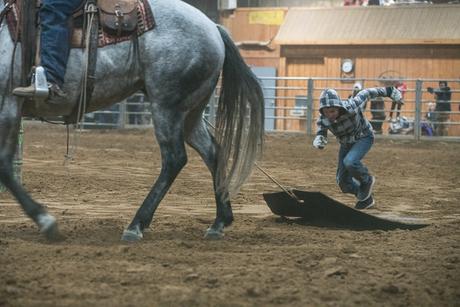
top-left (1, 123), bottom-right (459, 306)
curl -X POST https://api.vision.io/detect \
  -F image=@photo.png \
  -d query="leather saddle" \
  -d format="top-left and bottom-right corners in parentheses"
top-left (4, 0), bottom-right (155, 48)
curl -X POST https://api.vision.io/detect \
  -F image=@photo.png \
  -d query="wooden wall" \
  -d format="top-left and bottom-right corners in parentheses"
top-left (279, 45), bottom-right (460, 79)
top-left (220, 8), bottom-right (288, 68)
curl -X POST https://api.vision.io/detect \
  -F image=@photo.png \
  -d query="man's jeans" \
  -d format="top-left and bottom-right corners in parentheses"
top-left (40, 0), bottom-right (83, 87)
top-left (336, 134), bottom-right (374, 197)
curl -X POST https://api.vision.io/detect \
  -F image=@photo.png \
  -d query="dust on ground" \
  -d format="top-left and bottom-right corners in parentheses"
top-left (1, 123), bottom-right (459, 306)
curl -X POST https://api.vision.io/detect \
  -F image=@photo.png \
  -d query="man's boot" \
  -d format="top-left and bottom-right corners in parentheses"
top-left (12, 84), bottom-right (37, 97)
top-left (13, 83), bottom-right (67, 103)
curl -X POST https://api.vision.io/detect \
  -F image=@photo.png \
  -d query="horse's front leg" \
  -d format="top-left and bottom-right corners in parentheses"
top-left (121, 110), bottom-right (187, 242)
top-left (0, 111), bottom-right (60, 240)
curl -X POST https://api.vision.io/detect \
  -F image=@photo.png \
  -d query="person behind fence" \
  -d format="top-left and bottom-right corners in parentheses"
top-left (349, 82), bottom-right (362, 99)
top-left (427, 81), bottom-right (452, 136)
top-left (421, 102), bottom-right (435, 136)
top-left (349, 82), bottom-right (371, 111)
top-left (312, 86), bottom-right (402, 210)
top-left (12, 0), bottom-right (84, 103)
top-left (369, 84), bottom-right (385, 134)
top-left (388, 81), bottom-right (406, 121)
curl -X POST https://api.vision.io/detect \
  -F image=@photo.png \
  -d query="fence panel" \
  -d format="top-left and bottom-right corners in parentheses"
top-left (83, 93), bottom-right (152, 129)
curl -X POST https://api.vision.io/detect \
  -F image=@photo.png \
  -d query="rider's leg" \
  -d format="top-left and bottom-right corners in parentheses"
top-left (12, 0), bottom-right (83, 98)
top-left (40, 0), bottom-right (84, 88)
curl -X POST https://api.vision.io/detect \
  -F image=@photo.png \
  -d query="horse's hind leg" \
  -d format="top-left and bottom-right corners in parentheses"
top-left (185, 117), bottom-right (233, 240)
top-left (0, 116), bottom-right (60, 240)
top-left (122, 108), bottom-right (188, 242)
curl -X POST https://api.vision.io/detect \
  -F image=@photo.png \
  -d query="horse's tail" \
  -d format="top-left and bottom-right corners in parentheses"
top-left (215, 25), bottom-right (264, 201)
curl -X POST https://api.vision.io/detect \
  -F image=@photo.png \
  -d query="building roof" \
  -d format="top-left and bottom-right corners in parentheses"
top-left (275, 5), bottom-right (460, 45)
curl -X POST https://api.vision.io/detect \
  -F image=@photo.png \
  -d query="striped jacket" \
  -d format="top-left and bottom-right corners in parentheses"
top-left (316, 87), bottom-right (391, 144)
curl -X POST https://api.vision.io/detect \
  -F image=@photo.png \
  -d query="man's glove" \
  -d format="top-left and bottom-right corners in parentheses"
top-left (313, 135), bottom-right (327, 149)
top-left (387, 87), bottom-right (403, 105)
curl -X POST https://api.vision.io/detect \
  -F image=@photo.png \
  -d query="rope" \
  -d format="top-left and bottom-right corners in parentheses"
top-left (64, 3), bottom-right (97, 165)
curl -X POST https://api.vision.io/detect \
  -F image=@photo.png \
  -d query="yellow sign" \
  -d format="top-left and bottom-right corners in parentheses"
top-left (248, 11), bottom-right (285, 26)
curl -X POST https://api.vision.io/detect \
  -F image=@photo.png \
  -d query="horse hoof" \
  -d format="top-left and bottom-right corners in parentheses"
top-left (37, 214), bottom-right (64, 242)
top-left (204, 228), bottom-right (224, 240)
top-left (121, 229), bottom-right (143, 242)
top-left (43, 222), bottom-right (64, 242)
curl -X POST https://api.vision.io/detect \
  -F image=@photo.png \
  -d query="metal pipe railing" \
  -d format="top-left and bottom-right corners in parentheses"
top-left (81, 77), bottom-right (460, 140)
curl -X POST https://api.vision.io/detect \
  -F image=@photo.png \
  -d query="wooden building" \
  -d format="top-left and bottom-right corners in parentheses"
top-left (275, 5), bottom-right (460, 81)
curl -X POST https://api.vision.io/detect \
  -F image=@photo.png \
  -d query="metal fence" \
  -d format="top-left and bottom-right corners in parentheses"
top-left (83, 92), bottom-right (153, 129)
top-left (83, 77), bottom-right (460, 140)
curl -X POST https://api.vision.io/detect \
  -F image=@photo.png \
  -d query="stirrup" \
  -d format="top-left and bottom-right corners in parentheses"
top-left (14, 66), bottom-right (50, 99)
top-left (32, 66), bottom-right (50, 99)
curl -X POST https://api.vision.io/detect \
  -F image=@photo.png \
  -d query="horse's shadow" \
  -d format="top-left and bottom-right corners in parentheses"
top-left (1, 217), bottom-right (214, 245)
top-left (1, 219), bottom-right (125, 245)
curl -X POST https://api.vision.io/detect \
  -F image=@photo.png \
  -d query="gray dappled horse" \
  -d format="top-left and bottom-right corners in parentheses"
top-left (0, 0), bottom-right (264, 241)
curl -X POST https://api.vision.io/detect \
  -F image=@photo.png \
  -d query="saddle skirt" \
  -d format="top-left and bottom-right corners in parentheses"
top-left (4, 0), bottom-right (155, 48)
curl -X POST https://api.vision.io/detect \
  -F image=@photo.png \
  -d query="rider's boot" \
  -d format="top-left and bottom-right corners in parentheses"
top-left (12, 84), bottom-right (37, 98)
top-left (13, 82), bottom-right (67, 103)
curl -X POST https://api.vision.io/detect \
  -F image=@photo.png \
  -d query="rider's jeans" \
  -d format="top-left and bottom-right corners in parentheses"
top-left (336, 134), bottom-right (374, 197)
top-left (40, 0), bottom-right (83, 87)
